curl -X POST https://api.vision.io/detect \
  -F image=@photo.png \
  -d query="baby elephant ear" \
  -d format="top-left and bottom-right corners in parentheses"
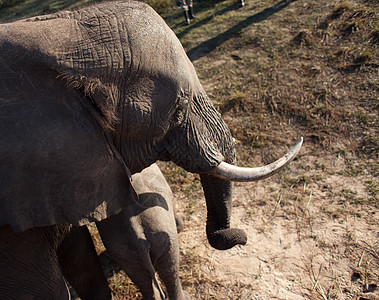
top-left (0, 75), bottom-right (137, 232)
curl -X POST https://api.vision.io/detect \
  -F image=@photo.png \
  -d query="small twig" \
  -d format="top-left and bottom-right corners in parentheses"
top-left (316, 277), bottom-right (328, 299)
top-left (362, 241), bottom-right (378, 258)
top-left (313, 277), bottom-right (319, 290)
top-left (358, 249), bottom-right (365, 267)
top-left (311, 263), bottom-right (323, 289)
top-left (310, 264), bottom-right (317, 289)
top-left (310, 263), bottom-right (328, 300)
top-left (262, 195), bottom-right (282, 226)
top-left (272, 195), bottom-right (282, 215)
top-left (317, 285), bottom-right (328, 300)
top-left (306, 191), bottom-right (313, 209)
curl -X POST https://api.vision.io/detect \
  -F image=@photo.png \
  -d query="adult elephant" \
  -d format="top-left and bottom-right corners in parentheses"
top-left (0, 1), bottom-right (302, 298)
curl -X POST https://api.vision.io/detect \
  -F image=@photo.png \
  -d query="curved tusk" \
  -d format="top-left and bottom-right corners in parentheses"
top-left (209, 137), bottom-right (303, 182)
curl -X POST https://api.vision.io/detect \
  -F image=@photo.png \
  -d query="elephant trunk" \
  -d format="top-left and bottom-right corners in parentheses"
top-left (200, 174), bottom-right (247, 250)
top-left (198, 137), bottom-right (302, 250)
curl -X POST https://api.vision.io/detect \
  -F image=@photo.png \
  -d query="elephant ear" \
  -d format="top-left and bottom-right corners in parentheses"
top-left (0, 62), bottom-right (137, 232)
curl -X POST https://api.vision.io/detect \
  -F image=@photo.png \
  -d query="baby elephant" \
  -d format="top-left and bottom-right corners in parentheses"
top-left (58, 163), bottom-right (189, 300)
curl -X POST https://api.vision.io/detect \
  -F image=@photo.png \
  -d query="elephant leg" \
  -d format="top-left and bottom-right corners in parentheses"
top-left (114, 251), bottom-right (164, 300)
top-left (98, 210), bottom-right (189, 299)
top-left (153, 240), bottom-right (190, 300)
top-left (97, 212), bottom-right (166, 300)
top-left (0, 225), bottom-right (70, 300)
top-left (174, 212), bottom-right (184, 233)
top-left (57, 225), bottom-right (112, 300)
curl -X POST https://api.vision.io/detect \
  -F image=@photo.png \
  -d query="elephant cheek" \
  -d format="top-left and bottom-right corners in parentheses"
top-left (157, 127), bottom-right (223, 174)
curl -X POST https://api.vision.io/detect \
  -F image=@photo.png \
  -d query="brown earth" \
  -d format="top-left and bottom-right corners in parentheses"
top-left (168, 154), bottom-right (378, 299)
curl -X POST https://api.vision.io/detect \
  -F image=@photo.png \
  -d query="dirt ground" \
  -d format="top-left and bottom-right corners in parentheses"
top-left (168, 148), bottom-right (378, 299)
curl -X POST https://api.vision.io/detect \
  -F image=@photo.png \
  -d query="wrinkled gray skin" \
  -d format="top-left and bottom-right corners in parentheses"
top-left (59, 164), bottom-right (189, 300)
top-left (0, 1), bottom-right (247, 298)
top-left (99, 164), bottom-right (189, 300)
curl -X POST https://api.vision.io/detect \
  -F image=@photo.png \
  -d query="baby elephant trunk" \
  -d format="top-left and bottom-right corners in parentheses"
top-left (200, 174), bottom-right (247, 250)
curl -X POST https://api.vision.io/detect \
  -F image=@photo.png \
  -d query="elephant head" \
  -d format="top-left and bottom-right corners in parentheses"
top-left (0, 1), bottom-right (302, 249)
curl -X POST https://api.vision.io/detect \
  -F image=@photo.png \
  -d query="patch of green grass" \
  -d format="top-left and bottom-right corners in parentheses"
top-left (281, 174), bottom-right (322, 189)
top-left (330, 2), bottom-right (353, 20)
top-left (245, 207), bottom-right (256, 217)
top-left (367, 179), bottom-right (378, 196)
top-left (340, 188), bottom-right (367, 205)
top-left (0, 0), bottom-right (23, 8)
top-left (145, 0), bottom-right (172, 15)
top-left (366, 179), bottom-right (379, 208)
top-left (338, 159), bottom-right (366, 177)
top-left (357, 110), bottom-right (370, 126)
top-left (355, 48), bottom-right (373, 64)
top-left (0, 0), bottom-right (97, 22)
top-left (361, 134), bottom-right (379, 158)
top-left (184, 198), bottom-right (198, 215)
top-left (315, 161), bottom-right (327, 171)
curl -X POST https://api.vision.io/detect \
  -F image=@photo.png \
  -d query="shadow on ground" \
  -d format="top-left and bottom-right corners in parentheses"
top-left (0, 0), bottom-right (96, 22)
top-left (176, 2), bottom-right (241, 38)
top-left (187, 0), bottom-right (297, 61)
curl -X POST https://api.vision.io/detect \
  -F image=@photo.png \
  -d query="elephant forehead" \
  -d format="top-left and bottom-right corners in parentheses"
top-left (69, 1), bottom-right (193, 77)
top-left (1, 1), bottom-right (199, 92)
top-left (113, 2), bottom-right (198, 87)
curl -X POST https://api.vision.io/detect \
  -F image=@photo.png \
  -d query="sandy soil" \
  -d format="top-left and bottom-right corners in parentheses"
top-left (173, 145), bottom-right (378, 299)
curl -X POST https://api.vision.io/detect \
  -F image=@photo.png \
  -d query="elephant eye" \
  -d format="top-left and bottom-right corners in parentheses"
top-left (172, 98), bottom-right (189, 126)
top-left (174, 108), bottom-right (185, 125)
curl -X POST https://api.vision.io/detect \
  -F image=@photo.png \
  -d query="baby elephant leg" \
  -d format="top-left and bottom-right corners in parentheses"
top-left (97, 211), bottom-right (166, 300)
top-left (97, 203), bottom-right (189, 300)
top-left (57, 225), bottom-right (112, 300)
top-left (153, 234), bottom-right (190, 300)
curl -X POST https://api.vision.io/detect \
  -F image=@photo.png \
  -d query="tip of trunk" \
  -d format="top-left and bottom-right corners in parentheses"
top-left (207, 228), bottom-right (247, 250)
